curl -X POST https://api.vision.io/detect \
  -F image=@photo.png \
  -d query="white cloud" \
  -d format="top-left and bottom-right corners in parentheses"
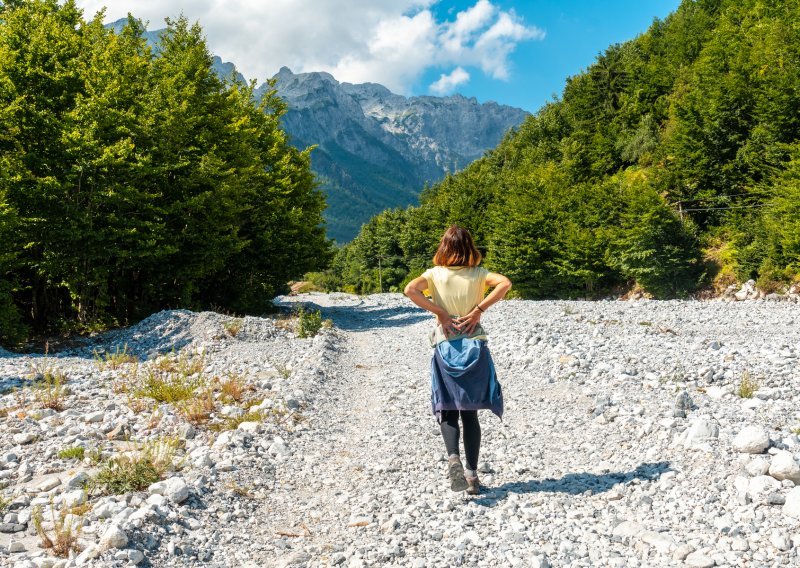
top-left (429, 66), bottom-right (470, 95)
top-left (74, 0), bottom-right (543, 94)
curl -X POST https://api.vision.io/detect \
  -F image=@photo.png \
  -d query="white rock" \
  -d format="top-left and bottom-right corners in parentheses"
top-left (783, 486), bottom-right (800, 519)
top-left (612, 520), bottom-right (645, 539)
top-left (8, 540), bottom-right (26, 553)
top-left (769, 451), bottom-right (800, 483)
top-left (163, 476), bottom-right (190, 504)
top-left (733, 425), bottom-right (770, 454)
top-left (683, 419), bottom-right (719, 448)
top-left (641, 531), bottom-right (675, 554)
top-left (237, 421), bottom-right (263, 433)
top-left (745, 456), bottom-right (771, 477)
top-left (75, 544), bottom-right (100, 565)
top-left (84, 411), bottom-right (104, 423)
top-left (748, 475), bottom-right (781, 499)
top-left (62, 489), bottom-right (87, 507)
top-left (100, 524), bottom-right (128, 550)
top-left (37, 477), bottom-right (62, 492)
top-left (770, 530), bottom-right (791, 551)
top-left (685, 551), bottom-right (715, 567)
top-left (12, 432), bottom-right (36, 445)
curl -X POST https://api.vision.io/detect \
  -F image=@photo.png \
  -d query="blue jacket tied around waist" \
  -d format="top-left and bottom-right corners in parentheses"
top-left (430, 337), bottom-right (503, 422)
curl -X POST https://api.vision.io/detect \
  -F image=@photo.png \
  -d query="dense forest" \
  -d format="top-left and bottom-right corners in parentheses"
top-left (319, 0), bottom-right (800, 299)
top-left (0, 0), bottom-right (330, 345)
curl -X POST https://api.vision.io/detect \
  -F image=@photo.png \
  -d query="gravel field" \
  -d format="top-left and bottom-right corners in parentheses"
top-left (1, 292), bottom-right (800, 567)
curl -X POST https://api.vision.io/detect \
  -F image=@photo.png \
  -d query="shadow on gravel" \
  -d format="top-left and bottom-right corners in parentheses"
top-left (472, 461), bottom-right (672, 507)
top-left (293, 301), bottom-right (430, 331)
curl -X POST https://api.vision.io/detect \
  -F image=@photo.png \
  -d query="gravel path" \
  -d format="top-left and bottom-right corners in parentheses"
top-left (2, 293), bottom-right (800, 567)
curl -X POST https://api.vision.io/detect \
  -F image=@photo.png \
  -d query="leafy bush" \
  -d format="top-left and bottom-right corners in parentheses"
top-left (296, 306), bottom-right (323, 338)
top-left (90, 438), bottom-right (179, 495)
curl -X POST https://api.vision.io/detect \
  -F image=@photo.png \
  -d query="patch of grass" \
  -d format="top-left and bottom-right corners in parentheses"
top-left (792, 427), bottom-right (800, 436)
top-left (35, 369), bottom-right (68, 411)
top-left (57, 446), bottom-right (85, 461)
top-left (32, 504), bottom-right (83, 558)
top-left (562, 305), bottom-right (576, 315)
top-left (68, 502), bottom-right (92, 516)
top-left (638, 320), bottom-right (652, 326)
top-left (272, 361), bottom-right (291, 380)
top-left (87, 447), bottom-right (104, 465)
top-left (220, 373), bottom-right (250, 404)
top-left (223, 318), bottom-right (244, 337)
top-left (737, 371), bottom-right (760, 399)
top-left (89, 437), bottom-right (179, 495)
top-left (225, 480), bottom-right (254, 499)
top-left (94, 344), bottom-right (138, 370)
top-left (178, 388), bottom-right (215, 426)
top-left (0, 494), bottom-right (10, 514)
top-left (136, 368), bottom-right (204, 404)
top-left (210, 410), bottom-right (266, 432)
top-left (295, 305), bottom-right (322, 338)
top-left (152, 352), bottom-right (204, 376)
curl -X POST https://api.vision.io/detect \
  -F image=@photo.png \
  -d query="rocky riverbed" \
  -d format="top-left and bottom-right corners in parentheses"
top-left (1, 294), bottom-right (799, 567)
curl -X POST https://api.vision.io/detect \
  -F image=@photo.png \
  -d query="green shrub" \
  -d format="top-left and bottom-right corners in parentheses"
top-left (737, 372), bottom-right (760, 399)
top-left (89, 438), bottom-right (179, 495)
top-left (58, 446), bottom-right (85, 461)
top-left (296, 306), bottom-right (323, 338)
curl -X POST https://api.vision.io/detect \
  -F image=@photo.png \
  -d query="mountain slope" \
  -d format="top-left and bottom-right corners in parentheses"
top-left (106, 19), bottom-right (529, 242)
top-left (333, 0), bottom-right (800, 297)
top-left (264, 67), bottom-right (528, 242)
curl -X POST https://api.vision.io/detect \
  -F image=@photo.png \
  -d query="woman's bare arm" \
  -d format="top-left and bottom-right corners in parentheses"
top-left (403, 276), bottom-right (458, 337)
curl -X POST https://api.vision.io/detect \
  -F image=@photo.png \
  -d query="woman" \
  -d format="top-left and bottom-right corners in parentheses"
top-left (404, 225), bottom-right (512, 494)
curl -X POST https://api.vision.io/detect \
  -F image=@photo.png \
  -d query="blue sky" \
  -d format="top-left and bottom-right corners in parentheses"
top-left (78, 0), bottom-right (682, 113)
top-left (419, 0), bottom-right (681, 111)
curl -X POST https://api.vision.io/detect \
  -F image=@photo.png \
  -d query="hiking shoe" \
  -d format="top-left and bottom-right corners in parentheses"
top-left (465, 475), bottom-right (481, 495)
top-left (447, 457), bottom-right (468, 492)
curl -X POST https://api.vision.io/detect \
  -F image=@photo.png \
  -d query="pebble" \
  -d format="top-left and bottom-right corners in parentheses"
top-left (733, 425), bottom-right (771, 454)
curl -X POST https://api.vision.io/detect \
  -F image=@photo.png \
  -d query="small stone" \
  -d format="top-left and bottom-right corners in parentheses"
top-left (783, 486), bottom-right (800, 519)
top-left (12, 432), bottom-right (36, 445)
top-left (163, 477), bottom-right (190, 504)
top-left (769, 450), bottom-right (800, 483)
top-left (127, 549), bottom-right (145, 564)
top-left (731, 537), bottom-right (749, 551)
top-left (66, 471), bottom-right (90, 489)
top-left (748, 475), bottom-right (781, 499)
top-left (770, 530), bottom-right (791, 551)
top-left (106, 423), bottom-right (131, 441)
top-left (745, 456), bottom-right (771, 477)
top-left (8, 540), bottom-right (26, 553)
top-left (37, 477), bottom-right (62, 492)
top-left (84, 411), bottom-right (104, 423)
top-left (62, 489), bottom-right (87, 507)
top-left (684, 550), bottom-right (716, 567)
top-left (673, 544), bottom-right (695, 561)
top-left (733, 425), bottom-right (770, 454)
top-left (237, 421), bottom-right (263, 433)
top-left (178, 423), bottom-right (196, 440)
top-left (100, 524), bottom-right (128, 550)
top-left (683, 419), bottom-right (719, 448)
top-left (673, 391), bottom-right (693, 418)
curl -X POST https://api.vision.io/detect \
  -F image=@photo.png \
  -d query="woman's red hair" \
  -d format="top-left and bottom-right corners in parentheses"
top-left (433, 225), bottom-right (482, 267)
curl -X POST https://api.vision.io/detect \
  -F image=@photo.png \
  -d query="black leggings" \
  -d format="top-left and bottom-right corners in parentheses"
top-left (440, 410), bottom-right (481, 471)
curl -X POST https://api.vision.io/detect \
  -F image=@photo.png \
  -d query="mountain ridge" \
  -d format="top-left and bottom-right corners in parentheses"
top-left (106, 19), bottom-right (529, 242)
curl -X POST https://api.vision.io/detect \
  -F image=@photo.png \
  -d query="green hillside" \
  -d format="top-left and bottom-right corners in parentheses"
top-left (323, 0), bottom-right (800, 298)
